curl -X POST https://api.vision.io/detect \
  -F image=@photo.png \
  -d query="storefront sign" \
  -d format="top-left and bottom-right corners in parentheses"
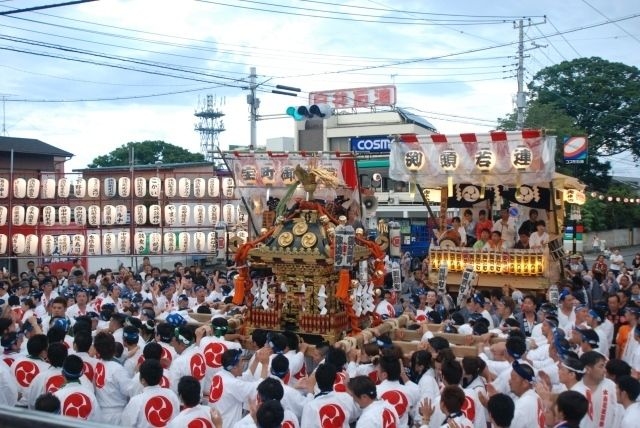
top-left (350, 136), bottom-right (394, 152)
top-left (309, 85), bottom-right (396, 109)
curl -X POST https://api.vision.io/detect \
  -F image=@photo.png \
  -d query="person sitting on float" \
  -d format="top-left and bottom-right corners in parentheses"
top-left (483, 231), bottom-right (508, 251)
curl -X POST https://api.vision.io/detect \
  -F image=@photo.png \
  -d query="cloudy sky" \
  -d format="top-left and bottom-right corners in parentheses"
top-left (1, 0), bottom-right (639, 175)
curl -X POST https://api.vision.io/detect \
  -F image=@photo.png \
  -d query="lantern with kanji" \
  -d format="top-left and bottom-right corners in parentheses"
top-left (511, 145), bottom-right (533, 170)
top-left (404, 150), bottom-right (425, 172)
top-left (439, 147), bottom-right (458, 196)
top-left (281, 165), bottom-right (297, 186)
top-left (240, 165), bottom-right (258, 186)
top-left (334, 224), bottom-right (355, 299)
top-left (260, 163), bottom-right (277, 199)
top-left (475, 147), bottom-right (496, 171)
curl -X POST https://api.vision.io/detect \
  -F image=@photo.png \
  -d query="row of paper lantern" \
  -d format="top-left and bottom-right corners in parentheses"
top-left (0, 231), bottom-right (235, 256)
top-left (1, 203), bottom-right (246, 227)
top-left (0, 177), bottom-right (235, 199)
top-left (403, 145), bottom-right (533, 172)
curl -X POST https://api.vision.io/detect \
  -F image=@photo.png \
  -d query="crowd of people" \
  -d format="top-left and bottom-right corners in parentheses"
top-left (0, 249), bottom-right (638, 428)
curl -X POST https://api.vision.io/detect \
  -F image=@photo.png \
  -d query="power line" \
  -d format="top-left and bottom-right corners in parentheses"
top-left (0, 0), bottom-right (97, 15)
top-left (546, 18), bottom-right (582, 57)
top-left (580, 0), bottom-right (640, 46)
top-left (532, 26), bottom-right (567, 62)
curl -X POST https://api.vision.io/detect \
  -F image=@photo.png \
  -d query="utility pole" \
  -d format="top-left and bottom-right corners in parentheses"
top-left (514, 18), bottom-right (546, 130)
top-left (247, 67), bottom-right (259, 149)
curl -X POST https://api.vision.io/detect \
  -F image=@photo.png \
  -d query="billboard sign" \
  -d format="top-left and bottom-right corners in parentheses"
top-left (350, 135), bottom-right (394, 152)
top-left (309, 85), bottom-right (396, 109)
top-left (564, 136), bottom-right (588, 164)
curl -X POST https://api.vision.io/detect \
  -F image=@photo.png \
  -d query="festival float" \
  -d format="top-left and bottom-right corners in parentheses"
top-left (227, 153), bottom-right (386, 343)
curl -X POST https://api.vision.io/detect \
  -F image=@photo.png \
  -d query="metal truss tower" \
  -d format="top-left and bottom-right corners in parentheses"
top-left (194, 95), bottom-right (225, 161)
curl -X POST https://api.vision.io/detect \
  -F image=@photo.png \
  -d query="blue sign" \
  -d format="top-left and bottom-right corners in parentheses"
top-left (350, 135), bottom-right (394, 152)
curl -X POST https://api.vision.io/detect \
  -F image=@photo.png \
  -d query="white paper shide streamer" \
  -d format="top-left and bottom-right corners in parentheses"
top-left (41, 235), bottom-right (55, 256)
top-left (74, 178), bottom-right (86, 198)
top-left (87, 178), bottom-right (100, 198)
top-left (104, 177), bottom-right (117, 197)
top-left (13, 178), bottom-right (26, 198)
top-left (164, 232), bottom-right (176, 253)
top-left (118, 232), bottom-right (130, 254)
top-left (102, 205), bottom-right (115, 226)
top-left (148, 177), bottom-right (161, 197)
top-left (149, 232), bottom-right (161, 254)
top-left (102, 232), bottom-right (115, 255)
top-left (12, 233), bottom-right (26, 254)
top-left (74, 206), bottom-right (86, 225)
top-left (208, 177), bottom-right (220, 198)
top-left (26, 178), bottom-right (40, 199)
top-left (71, 234), bottom-right (85, 256)
top-left (42, 206), bottom-right (55, 226)
top-left (134, 232), bottom-right (147, 254)
top-left (134, 177), bottom-right (147, 197)
top-left (118, 177), bottom-right (130, 198)
top-left (178, 205), bottom-right (190, 226)
top-left (58, 206), bottom-right (71, 226)
top-left (12, 206), bottom-right (25, 226)
top-left (42, 178), bottom-right (56, 199)
top-left (88, 205), bottom-right (100, 226)
top-left (25, 206), bottom-right (39, 226)
top-left (178, 177), bottom-right (191, 197)
top-left (25, 234), bottom-right (38, 256)
top-left (149, 205), bottom-right (161, 225)
top-left (164, 178), bottom-right (177, 198)
top-left (57, 178), bottom-right (70, 198)
top-left (115, 205), bottom-right (127, 225)
top-left (0, 178), bottom-right (9, 198)
top-left (193, 178), bottom-right (205, 198)
top-left (193, 232), bottom-right (206, 252)
top-left (57, 235), bottom-right (71, 256)
top-left (178, 232), bottom-right (190, 253)
top-left (164, 205), bottom-right (176, 225)
top-left (87, 233), bottom-right (101, 256)
top-left (134, 205), bottom-right (147, 225)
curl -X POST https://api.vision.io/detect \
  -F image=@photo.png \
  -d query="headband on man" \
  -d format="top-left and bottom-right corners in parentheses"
top-left (512, 360), bottom-right (535, 383)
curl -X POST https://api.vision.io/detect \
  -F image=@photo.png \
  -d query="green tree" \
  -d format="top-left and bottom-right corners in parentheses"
top-left (497, 103), bottom-right (611, 190)
top-left (88, 140), bottom-right (205, 167)
top-left (528, 57), bottom-right (640, 158)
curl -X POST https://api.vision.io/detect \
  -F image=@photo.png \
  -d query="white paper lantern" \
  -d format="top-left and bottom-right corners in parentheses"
top-left (237, 205), bottom-right (248, 225)
top-left (208, 205), bottom-right (219, 225)
top-left (178, 177), bottom-right (191, 198)
top-left (178, 232), bottom-right (190, 253)
top-left (74, 178), bottom-right (87, 198)
top-left (74, 206), bottom-right (86, 226)
top-left (134, 177), bottom-right (147, 197)
top-left (41, 234), bottom-right (55, 256)
top-left (208, 177), bottom-right (220, 198)
top-left (223, 203), bottom-right (235, 224)
top-left (222, 177), bottom-right (235, 198)
top-left (12, 233), bottom-right (26, 254)
top-left (57, 178), bottom-right (71, 198)
top-left (71, 234), bottom-right (85, 256)
top-left (102, 205), bottom-right (115, 226)
top-left (164, 205), bottom-right (176, 225)
top-left (25, 206), bottom-right (39, 226)
top-left (404, 150), bottom-right (426, 172)
top-left (134, 205), bottom-right (147, 225)
top-left (115, 205), bottom-right (127, 225)
top-left (0, 234), bottom-right (6, 254)
top-left (134, 232), bottom-right (147, 254)
top-left (148, 205), bottom-right (161, 225)
top-left (118, 177), bottom-right (130, 198)
top-left (58, 206), bottom-right (71, 226)
top-left (13, 178), bottom-right (26, 198)
top-left (215, 222), bottom-right (227, 260)
top-left (0, 178), bottom-right (9, 198)
top-left (240, 165), bottom-right (258, 186)
top-left (104, 177), bottom-right (117, 197)
top-left (193, 178), bottom-right (206, 198)
top-left (164, 232), bottom-right (177, 253)
top-left (102, 232), bottom-right (115, 255)
top-left (41, 178), bottom-right (56, 199)
top-left (148, 177), bottom-right (161, 197)
top-left (117, 232), bottom-right (130, 254)
top-left (12, 206), bottom-right (25, 226)
top-left (26, 178), bottom-right (40, 199)
top-left (193, 232), bottom-right (206, 253)
top-left (57, 235), bottom-right (71, 256)
top-left (207, 231), bottom-right (217, 253)
top-left (87, 178), bottom-right (100, 198)
top-left (164, 178), bottom-right (177, 198)
top-left (439, 148), bottom-right (459, 171)
top-left (149, 232), bottom-right (161, 254)
top-left (24, 234), bottom-right (38, 256)
top-left (178, 205), bottom-right (190, 226)
top-left (194, 205), bottom-right (205, 226)
top-left (236, 230), bottom-right (249, 244)
top-left (88, 205), bottom-right (101, 226)
top-left (87, 233), bottom-right (101, 256)
top-left (475, 147), bottom-right (496, 171)
top-left (280, 166), bottom-right (296, 185)
top-left (511, 145), bottom-right (533, 169)
top-left (260, 164), bottom-right (277, 186)
top-left (0, 206), bottom-right (6, 226)
top-left (42, 206), bottom-right (56, 226)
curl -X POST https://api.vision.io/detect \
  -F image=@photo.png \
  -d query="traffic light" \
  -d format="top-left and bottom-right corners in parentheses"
top-left (286, 104), bottom-right (332, 121)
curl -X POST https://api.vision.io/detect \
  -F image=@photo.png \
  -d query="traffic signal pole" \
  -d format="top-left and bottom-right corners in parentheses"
top-left (248, 67), bottom-right (258, 149)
